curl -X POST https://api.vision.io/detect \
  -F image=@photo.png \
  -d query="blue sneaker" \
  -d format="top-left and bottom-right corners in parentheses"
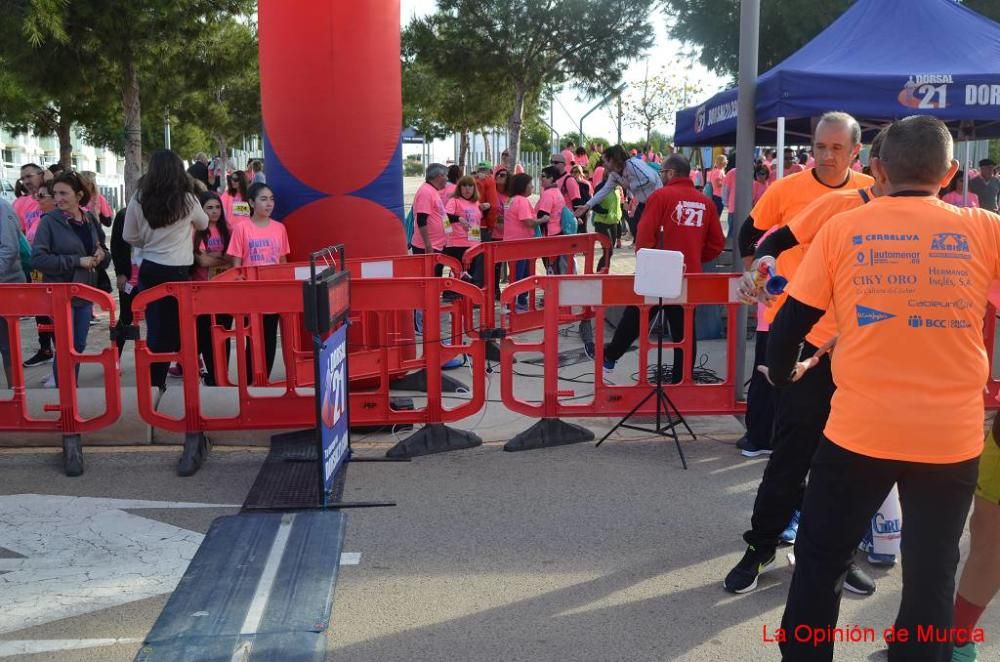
top-left (601, 357), bottom-right (616, 385)
top-left (780, 511), bottom-right (800, 544)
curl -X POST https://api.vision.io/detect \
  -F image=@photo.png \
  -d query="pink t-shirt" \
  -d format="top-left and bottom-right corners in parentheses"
top-left (574, 155), bottom-right (588, 168)
top-left (724, 168), bottom-right (738, 212)
top-left (752, 179), bottom-right (769, 204)
top-left (83, 194), bottom-right (113, 219)
top-left (410, 182), bottom-right (447, 251)
top-left (592, 166), bottom-right (606, 188)
top-left (557, 173), bottom-right (581, 207)
top-left (221, 192), bottom-right (252, 226)
top-left (444, 196), bottom-right (482, 247)
top-left (193, 224), bottom-right (227, 280)
top-left (13, 196), bottom-right (42, 242)
top-left (942, 190), bottom-right (980, 208)
top-left (227, 219), bottom-right (290, 266)
top-left (768, 163), bottom-right (805, 183)
top-left (503, 196), bottom-right (536, 241)
top-left (439, 183), bottom-right (456, 205)
top-left (535, 187), bottom-right (565, 236)
top-left (851, 159), bottom-right (863, 172)
top-left (708, 167), bottom-right (726, 193)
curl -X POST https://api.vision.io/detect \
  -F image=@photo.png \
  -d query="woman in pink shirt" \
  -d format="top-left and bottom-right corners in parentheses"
top-left (440, 165), bottom-right (462, 204)
top-left (505, 173), bottom-right (545, 309)
top-left (226, 183), bottom-right (290, 384)
top-left (707, 154), bottom-right (728, 214)
top-left (193, 191), bottom-right (234, 385)
top-left (221, 171), bottom-right (252, 227)
top-left (79, 172), bottom-right (113, 227)
top-left (752, 166), bottom-right (770, 205)
top-left (443, 175), bottom-right (482, 267)
top-left (940, 170), bottom-right (980, 208)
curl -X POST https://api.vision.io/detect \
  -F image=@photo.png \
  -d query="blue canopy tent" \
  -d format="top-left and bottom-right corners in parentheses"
top-left (674, 0), bottom-right (1000, 148)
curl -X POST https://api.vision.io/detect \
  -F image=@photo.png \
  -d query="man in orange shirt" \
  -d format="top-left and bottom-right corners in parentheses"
top-left (724, 114), bottom-right (877, 596)
top-left (768, 115), bottom-right (998, 661)
top-left (735, 113), bottom-right (874, 462)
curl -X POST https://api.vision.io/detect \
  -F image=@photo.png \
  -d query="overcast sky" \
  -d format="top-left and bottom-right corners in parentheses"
top-left (400, 0), bottom-right (729, 145)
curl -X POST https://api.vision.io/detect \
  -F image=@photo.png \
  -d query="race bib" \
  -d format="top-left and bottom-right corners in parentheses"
top-left (469, 223), bottom-right (481, 242)
top-left (30, 270), bottom-right (43, 283)
top-left (210, 266), bottom-right (228, 279)
top-left (232, 201), bottom-right (251, 216)
top-left (444, 217), bottom-right (453, 235)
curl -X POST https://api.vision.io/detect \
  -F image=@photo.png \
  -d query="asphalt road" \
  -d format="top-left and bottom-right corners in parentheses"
top-left (1, 435), bottom-right (997, 662)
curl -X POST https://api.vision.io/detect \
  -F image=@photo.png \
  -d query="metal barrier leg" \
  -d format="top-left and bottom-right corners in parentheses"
top-left (392, 369), bottom-right (468, 393)
top-left (503, 418), bottom-right (595, 452)
top-left (178, 432), bottom-right (211, 477)
top-left (62, 434), bottom-right (83, 477)
top-left (385, 423), bottom-right (482, 458)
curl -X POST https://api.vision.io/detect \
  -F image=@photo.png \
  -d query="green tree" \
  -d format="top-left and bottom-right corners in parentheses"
top-left (665, 0), bottom-right (1000, 81)
top-left (622, 63), bottom-right (703, 144)
top-left (20, 0), bottom-right (254, 198)
top-left (411, 0), bottom-right (656, 174)
top-left (0, 16), bottom-right (119, 167)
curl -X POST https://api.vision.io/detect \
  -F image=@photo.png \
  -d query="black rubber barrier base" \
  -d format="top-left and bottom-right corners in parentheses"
top-left (242, 431), bottom-right (321, 510)
top-left (62, 434), bottom-right (83, 477)
top-left (503, 417), bottom-right (595, 452)
top-left (177, 432), bottom-right (209, 477)
top-left (392, 369), bottom-right (468, 393)
top-left (385, 423), bottom-right (482, 458)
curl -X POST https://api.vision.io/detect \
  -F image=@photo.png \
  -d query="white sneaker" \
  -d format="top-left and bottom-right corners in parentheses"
top-left (42, 374), bottom-right (56, 389)
top-left (600, 359), bottom-right (616, 386)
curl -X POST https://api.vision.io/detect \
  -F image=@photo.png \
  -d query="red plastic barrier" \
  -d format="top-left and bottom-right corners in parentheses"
top-left (129, 276), bottom-right (486, 456)
top-left (462, 233), bottom-right (611, 332)
top-left (211, 253), bottom-right (464, 384)
top-left (500, 273), bottom-right (746, 432)
top-left (0, 283), bottom-right (120, 436)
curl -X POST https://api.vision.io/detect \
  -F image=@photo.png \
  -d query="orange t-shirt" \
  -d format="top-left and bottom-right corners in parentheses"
top-left (752, 168), bottom-right (874, 323)
top-left (785, 187), bottom-right (876, 347)
top-left (788, 195), bottom-right (1000, 463)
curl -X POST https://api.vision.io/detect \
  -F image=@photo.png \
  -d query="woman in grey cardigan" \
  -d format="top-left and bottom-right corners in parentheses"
top-left (0, 197), bottom-right (27, 389)
top-left (30, 172), bottom-right (110, 476)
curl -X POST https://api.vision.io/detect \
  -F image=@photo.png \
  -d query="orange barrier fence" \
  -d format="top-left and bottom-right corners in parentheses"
top-left (499, 273), bottom-right (745, 450)
top-left (0, 283), bottom-right (121, 440)
top-left (462, 233), bottom-right (612, 333)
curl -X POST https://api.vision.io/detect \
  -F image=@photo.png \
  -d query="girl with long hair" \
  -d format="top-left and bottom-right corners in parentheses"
top-left (123, 149), bottom-right (208, 391)
top-left (193, 191), bottom-right (234, 385)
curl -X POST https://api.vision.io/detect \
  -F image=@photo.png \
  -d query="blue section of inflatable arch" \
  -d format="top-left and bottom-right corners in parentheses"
top-left (350, 140), bottom-right (405, 222)
top-left (262, 130), bottom-right (328, 222)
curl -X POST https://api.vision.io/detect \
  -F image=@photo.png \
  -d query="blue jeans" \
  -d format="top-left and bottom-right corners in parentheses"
top-left (513, 260), bottom-right (531, 306)
top-left (53, 303), bottom-right (92, 386)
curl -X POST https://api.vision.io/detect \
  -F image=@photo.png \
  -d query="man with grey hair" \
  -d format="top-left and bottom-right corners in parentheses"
top-left (411, 163), bottom-right (449, 264)
top-left (724, 111), bottom-right (877, 596)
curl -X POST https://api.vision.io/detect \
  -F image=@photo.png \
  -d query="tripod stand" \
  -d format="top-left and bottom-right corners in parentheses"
top-left (595, 297), bottom-right (695, 469)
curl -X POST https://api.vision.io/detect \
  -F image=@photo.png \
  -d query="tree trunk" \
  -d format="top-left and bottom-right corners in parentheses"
top-left (507, 83), bottom-right (527, 176)
top-left (56, 116), bottom-right (73, 169)
top-left (122, 57), bottom-right (143, 201)
top-left (482, 130), bottom-right (491, 162)
top-left (458, 129), bottom-right (469, 171)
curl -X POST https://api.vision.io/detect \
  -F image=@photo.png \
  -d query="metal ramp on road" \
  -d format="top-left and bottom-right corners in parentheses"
top-left (134, 510), bottom-right (346, 662)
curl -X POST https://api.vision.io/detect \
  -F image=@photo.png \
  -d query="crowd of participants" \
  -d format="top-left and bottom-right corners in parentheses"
top-left (0, 152), bottom-right (284, 397)
top-left (2, 118), bottom-right (999, 658)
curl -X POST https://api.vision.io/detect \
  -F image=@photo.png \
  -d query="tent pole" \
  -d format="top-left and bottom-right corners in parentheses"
top-left (733, 0), bottom-right (760, 405)
top-left (777, 117), bottom-right (786, 179)
top-left (963, 141), bottom-right (971, 207)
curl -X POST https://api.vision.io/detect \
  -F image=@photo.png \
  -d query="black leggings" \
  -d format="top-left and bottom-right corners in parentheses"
top-left (244, 313), bottom-right (279, 386)
top-left (139, 260), bottom-right (192, 389)
top-left (593, 222), bottom-right (616, 271)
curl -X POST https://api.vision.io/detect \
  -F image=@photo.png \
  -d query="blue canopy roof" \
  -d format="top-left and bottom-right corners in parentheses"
top-left (674, 0), bottom-right (1000, 146)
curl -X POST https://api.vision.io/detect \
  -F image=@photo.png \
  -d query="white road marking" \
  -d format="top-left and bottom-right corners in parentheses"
top-left (0, 638), bottom-right (142, 657)
top-left (238, 513), bottom-right (295, 636)
top-left (339, 552), bottom-right (361, 565)
top-left (0, 494), bottom-right (233, 636)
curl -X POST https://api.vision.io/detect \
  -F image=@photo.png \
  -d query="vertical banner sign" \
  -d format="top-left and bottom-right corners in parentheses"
top-left (318, 324), bottom-right (349, 494)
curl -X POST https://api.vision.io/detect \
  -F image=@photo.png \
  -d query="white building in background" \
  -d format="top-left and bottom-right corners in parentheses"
top-left (0, 128), bottom-right (125, 188)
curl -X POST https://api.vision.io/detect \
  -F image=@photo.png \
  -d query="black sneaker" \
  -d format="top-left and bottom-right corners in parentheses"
top-left (844, 562), bottom-right (876, 596)
top-left (737, 435), bottom-right (773, 457)
top-left (723, 545), bottom-right (776, 594)
top-left (23, 349), bottom-right (54, 367)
